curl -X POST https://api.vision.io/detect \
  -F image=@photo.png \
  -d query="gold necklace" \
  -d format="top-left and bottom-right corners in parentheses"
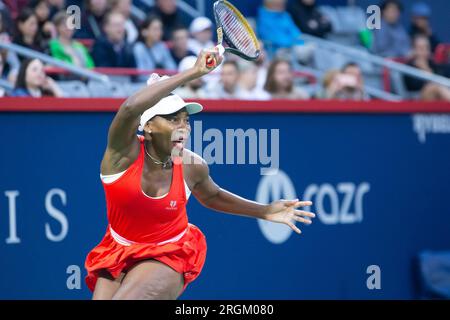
top-left (144, 145), bottom-right (172, 169)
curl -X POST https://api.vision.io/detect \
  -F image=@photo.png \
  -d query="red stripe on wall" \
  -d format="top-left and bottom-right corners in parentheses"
top-left (0, 97), bottom-right (450, 113)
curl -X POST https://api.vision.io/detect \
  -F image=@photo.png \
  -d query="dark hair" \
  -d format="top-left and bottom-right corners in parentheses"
top-left (222, 60), bottom-right (239, 71)
top-left (380, 0), bottom-right (403, 13)
top-left (411, 33), bottom-right (430, 46)
top-left (170, 25), bottom-right (188, 39)
top-left (28, 0), bottom-right (47, 10)
top-left (14, 58), bottom-right (53, 96)
top-left (264, 59), bottom-right (292, 94)
top-left (342, 62), bottom-right (360, 72)
top-left (15, 58), bottom-right (35, 90)
top-left (14, 8), bottom-right (38, 41)
top-left (138, 15), bottom-right (162, 42)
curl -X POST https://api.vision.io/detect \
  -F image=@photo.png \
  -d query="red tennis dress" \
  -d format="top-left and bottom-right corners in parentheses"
top-left (85, 136), bottom-right (207, 292)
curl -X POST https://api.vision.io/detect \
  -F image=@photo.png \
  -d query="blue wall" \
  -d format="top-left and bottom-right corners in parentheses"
top-left (1, 111), bottom-right (450, 299)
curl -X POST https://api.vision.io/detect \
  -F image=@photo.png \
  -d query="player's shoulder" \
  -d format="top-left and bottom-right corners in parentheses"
top-left (182, 148), bottom-right (208, 168)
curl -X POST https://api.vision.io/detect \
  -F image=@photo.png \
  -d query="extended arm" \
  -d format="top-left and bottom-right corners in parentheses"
top-left (190, 160), bottom-right (315, 234)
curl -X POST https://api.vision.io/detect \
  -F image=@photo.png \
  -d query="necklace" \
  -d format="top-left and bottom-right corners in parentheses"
top-left (144, 145), bottom-right (172, 168)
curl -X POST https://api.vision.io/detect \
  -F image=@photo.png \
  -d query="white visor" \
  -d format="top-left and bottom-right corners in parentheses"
top-left (138, 94), bottom-right (203, 131)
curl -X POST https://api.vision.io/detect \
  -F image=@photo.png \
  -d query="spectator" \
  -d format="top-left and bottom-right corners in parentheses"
top-left (49, 11), bottom-right (95, 69)
top-left (170, 26), bottom-right (196, 67)
top-left (239, 61), bottom-right (271, 100)
top-left (207, 60), bottom-right (245, 99)
top-left (257, 0), bottom-right (304, 58)
top-left (12, 8), bottom-right (43, 55)
top-left (47, 0), bottom-right (66, 19)
top-left (92, 11), bottom-right (136, 68)
top-left (372, 0), bottom-right (411, 58)
top-left (187, 17), bottom-right (215, 55)
top-left (318, 69), bottom-right (364, 100)
top-left (341, 62), bottom-right (369, 100)
top-left (0, 11), bottom-right (20, 83)
top-left (74, 0), bottom-right (108, 40)
top-left (0, 53), bottom-right (5, 97)
top-left (288, 0), bottom-right (332, 38)
top-left (29, 0), bottom-right (57, 48)
top-left (1, 0), bottom-right (28, 19)
top-left (264, 59), bottom-right (309, 99)
top-left (404, 35), bottom-right (450, 101)
top-left (174, 55), bottom-right (207, 99)
top-left (133, 15), bottom-right (176, 80)
top-left (409, 2), bottom-right (439, 53)
top-left (11, 58), bottom-right (63, 97)
top-left (109, 0), bottom-right (139, 44)
top-left (150, 0), bottom-right (188, 41)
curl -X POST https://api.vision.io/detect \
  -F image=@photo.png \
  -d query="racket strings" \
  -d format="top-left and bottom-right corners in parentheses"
top-left (216, 4), bottom-right (258, 57)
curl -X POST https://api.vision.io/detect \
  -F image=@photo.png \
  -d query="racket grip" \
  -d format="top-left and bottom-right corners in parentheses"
top-left (206, 45), bottom-right (225, 68)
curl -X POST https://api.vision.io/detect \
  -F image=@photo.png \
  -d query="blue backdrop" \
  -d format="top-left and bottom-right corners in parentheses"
top-left (1, 111), bottom-right (449, 299)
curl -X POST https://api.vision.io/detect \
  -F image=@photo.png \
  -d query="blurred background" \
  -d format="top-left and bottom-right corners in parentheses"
top-left (0, 0), bottom-right (449, 299)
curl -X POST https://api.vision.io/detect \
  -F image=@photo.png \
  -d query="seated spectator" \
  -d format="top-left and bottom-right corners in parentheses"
top-left (187, 17), bottom-right (215, 55)
top-left (0, 11), bottom-right (20, 83)
top-left (257, 0), bottom-right (304, 57)
top-left (92, 12), bottom-right (136, 68)
top-left (170, 26), bottom-right (196, 67)
top-left (264, 59), bottom-right (309, 99)
top-left (207, 60), bottom-right (245, 99)
top-left (11, 58), bottom-right (63, 97)
top-left (47, 0), bottom-right (65, 19)
top-left (150, 0), bottom-right (189, 41)
top-left (109, 0), bottom-right (139, 44)
top-left (409, 2), bottom-right (440, 53)
top-left (404, 35), bottom-right (450, 101)
top-left (133, 15), bottom-right (176, 80)
top-left (239, 61), bottom-right (271, 100)
top-left (174, 56), bottom-right (207, 99)
top-left (341, 62), bottom-right (369, 100)
top-left (49, 11), bottom-right (95, 69)
top-left (29, 0), bottom-right (57, 49)
top-left (0, 53), bottom-right (5, 97)
top-left (12, 8), bottom-right (43, 55)
top-left (372, 0), bottom-right (411, 58)
top-left (288, 0), bottom-right (332, 38)
top-left (74, 0), bottom-right (108, 40)
top-left (318, 69), bottom-right (364, 100)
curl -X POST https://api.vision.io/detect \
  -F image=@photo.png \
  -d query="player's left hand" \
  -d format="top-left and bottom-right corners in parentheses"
top-left (263, 199), bottom-right (315, 234)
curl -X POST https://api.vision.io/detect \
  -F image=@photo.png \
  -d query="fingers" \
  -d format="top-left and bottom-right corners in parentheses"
top-left (292, 215), bottom-right (312, 225)
top-left (294, 210), bottom-right (316, 218)
top-left (287, 221), bottom-right (302, 234)
top-left (281, 199), bottom-right (313, 208)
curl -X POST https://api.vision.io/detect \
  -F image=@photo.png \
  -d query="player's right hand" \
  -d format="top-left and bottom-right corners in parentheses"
top-left (192, 48), bottom-right (223, 77)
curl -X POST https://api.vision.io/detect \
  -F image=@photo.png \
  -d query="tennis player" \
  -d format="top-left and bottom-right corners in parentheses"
top-left (85, 48), bottom-right (315, 300)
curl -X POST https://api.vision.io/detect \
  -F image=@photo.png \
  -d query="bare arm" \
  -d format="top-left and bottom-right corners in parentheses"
top-left (101, 49), bottom-right (222, 174)
top-left (189, 159), bottom-right (316, 234)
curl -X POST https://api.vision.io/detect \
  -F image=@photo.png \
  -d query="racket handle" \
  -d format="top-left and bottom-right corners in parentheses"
top-left (206, 45), bottom-right (225, 68)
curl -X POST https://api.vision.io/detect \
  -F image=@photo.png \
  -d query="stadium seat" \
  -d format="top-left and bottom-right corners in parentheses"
top-left (57, 81), bottom-right (91, 98)
top-left (87, 81), bottom-right (128, 98)
top-left (336, 6), bottom-right (366, 34)
top-left (318, 6), bottom-right (341, 33)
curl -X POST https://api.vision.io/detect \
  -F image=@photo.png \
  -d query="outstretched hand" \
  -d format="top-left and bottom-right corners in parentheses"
top-left (263, 199), bottom-right (315, 234)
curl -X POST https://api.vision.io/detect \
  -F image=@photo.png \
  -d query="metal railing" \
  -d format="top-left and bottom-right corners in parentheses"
top-left (0, 42), bottom-right (110, 83)
top-left (302, 34), bottom-right (450, 88)
top-left (298, 65), bottom-right (403, 101)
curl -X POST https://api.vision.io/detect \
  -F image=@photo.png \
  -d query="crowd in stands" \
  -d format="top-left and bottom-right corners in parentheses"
top-left (0, 0), bottom-right (449, 101)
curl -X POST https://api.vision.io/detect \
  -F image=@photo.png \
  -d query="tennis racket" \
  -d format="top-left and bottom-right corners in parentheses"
top-left (206, 0), bottom-right (260, 68)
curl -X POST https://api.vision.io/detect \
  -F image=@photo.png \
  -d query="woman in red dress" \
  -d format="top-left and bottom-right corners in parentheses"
top-left (85, 49), bottom-right (316, 299)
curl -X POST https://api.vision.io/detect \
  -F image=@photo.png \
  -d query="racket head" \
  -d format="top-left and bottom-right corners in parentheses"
top-left (212, 0), bottom-right (260, 61)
